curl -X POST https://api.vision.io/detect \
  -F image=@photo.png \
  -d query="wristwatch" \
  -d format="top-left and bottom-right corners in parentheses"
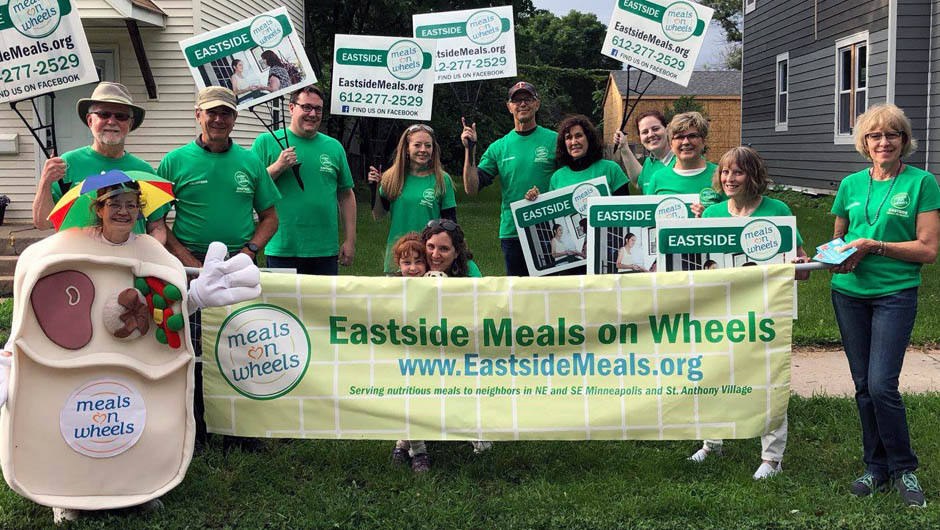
top-left (243, 242), bottom-right (259, 254)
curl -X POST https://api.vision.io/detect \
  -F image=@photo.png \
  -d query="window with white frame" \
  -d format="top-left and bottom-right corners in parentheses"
top-left (745, 0), bottom-right (756, 15)
top-left (835, 33), bottom-right (868, 141)
top-left (776, 52), bottom-right (789, 130)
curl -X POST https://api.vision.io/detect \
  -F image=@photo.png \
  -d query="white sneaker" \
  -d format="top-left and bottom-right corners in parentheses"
top-left (688, 448), bottom-right (710, 462)
top-left (752, 461), bottom-right (782, 480)
top-left (52, 507), bottom-right (82, 525)
top-left (470, 441), bottom-right (493, 454)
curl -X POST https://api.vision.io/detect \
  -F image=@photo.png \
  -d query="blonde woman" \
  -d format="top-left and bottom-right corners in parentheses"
top-left (368, 124), bottom-right (457, 273)
top-left (647, 112), bottom-right (722, 209)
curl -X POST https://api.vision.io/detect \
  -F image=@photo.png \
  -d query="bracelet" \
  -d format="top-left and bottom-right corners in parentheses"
top-left (878, 240), bottom-right (885, 256)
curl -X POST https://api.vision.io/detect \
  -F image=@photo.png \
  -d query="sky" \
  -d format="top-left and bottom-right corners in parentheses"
top-left (531, 0), bottom-right (731, 70)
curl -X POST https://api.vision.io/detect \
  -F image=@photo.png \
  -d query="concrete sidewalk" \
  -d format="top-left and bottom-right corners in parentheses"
top-left (791, 348), bottom-right (940, 397)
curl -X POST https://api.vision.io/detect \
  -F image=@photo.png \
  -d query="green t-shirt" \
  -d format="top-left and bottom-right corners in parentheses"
top-left (830, 165), bottom-right (940, 298)
top-left (478, 126), bottom-right (557, 239)
top-left (53, 146), bottom-right (165, 233)
top-left (549, 159), bottom-right (628, 194)
top-left (380, 173), bottom-right (457, 272)
top-left (637, 153), bottom-right (676, 195)
top-left (158, 142), bottom-right (282, 254)
top-left (648, 162), bottom-right (721, 202)
top-left (703, 196), bottom-right (804, 247)
top-left (468, 259), bottom-right (482, 277)
top-left (251, 130), bottom-right (354, 258)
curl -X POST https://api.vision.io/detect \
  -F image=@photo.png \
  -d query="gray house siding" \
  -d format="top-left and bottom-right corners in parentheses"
top-left (742, 1), bottom-right (896, 190)
top-left (927, 0), bottom-right (940, 171)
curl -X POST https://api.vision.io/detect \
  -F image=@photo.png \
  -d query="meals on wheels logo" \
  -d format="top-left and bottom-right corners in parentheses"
top-left (387, 39), bottom-right (425, 80)
top-left (249, 14), bottom-right (284, 48)
top-left (655, 197), bottom-right (690, 221)
top-left (534, 146), bottom-right (550, 164)
top-left (661, 1), bottom-right (699, 42)
top-left (466, 10), bottom-right (504, 44)
top-left (216, 304), bottom-right (311, 400)
top-left (890, 192), bottom-right (911, 209)
top-left (59, 378), bottom-right (147, 458)
top-left (571, 183), bottom-right (601, 214)
top-left (741, 219), bottom-right (782, 261)
top-left (233, 171), bottom-right (252, 193)
top-left (7, 0), bottom-right (65, 38)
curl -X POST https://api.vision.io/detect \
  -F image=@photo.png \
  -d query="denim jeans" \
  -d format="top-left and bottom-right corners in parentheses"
top-left (500, 237), bottom-right (529, 276)
top-left (831, 287), bottom-right (919, 479)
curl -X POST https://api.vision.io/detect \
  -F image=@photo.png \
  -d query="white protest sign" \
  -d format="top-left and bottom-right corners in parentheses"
top-left (0, 0), bottom-right (97, 102)
top-left (510, 177), bottom-right (611, 276)
top-left (602, 0), bottom-right (714, 87)
top-left (331, 34), bottom-right (436, 121)
top-left (179, 7), bottom-right (315, 110)
top-left (413, 6), bottom-right (516, 83)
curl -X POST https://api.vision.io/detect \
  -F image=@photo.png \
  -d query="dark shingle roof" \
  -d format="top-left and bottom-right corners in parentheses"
top-left (610, 70), bottom-right (741, 97)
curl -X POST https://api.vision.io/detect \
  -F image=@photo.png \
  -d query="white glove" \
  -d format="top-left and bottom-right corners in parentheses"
top-left (188, 241), bottom-right (262, 312)
top-left (0, 352), bottom-right (11, 409)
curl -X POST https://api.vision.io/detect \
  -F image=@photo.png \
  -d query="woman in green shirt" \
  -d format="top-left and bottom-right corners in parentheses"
top-left (647, 112), bottom-right (720, 206)
top-left (688, 146), bottom-right (809, 479)
top-left (829, 104), bottom-right (939, 508)
top-left (368, 124), bottom-right (457, 273)
top-left (612, 109), bottom-right (675, 195)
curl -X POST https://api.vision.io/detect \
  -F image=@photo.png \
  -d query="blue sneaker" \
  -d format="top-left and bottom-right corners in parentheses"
top-left (850, 472), bottom-right (888, 497)
top-left (896, 472), bottom-right (926, 508)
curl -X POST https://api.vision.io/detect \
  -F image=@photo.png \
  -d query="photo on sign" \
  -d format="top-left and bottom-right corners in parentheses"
top-left (655, 217), bottom-right (798, 273)
top-left (179, 7), bottom-right (316, 110)
top-left (510, 178), bottom-right (609, 276)
top-left (585, 195), bottom-right (698, 275)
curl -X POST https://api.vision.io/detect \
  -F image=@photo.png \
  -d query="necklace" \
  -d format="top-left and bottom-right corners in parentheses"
top-left (865, 162), bottom-right (902, 226)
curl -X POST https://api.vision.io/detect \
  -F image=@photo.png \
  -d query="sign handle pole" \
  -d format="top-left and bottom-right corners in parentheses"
top-left (618, 66), bottom-right (656, 132)
top-left (10, 93), bottom-right (58, 160)
top-left (249, 98), bottom-right (303, 190)
top-left (450, 80), bottom-right (484, 134)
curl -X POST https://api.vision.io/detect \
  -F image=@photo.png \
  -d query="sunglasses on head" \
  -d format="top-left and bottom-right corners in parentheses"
top-left (407, 124), bottom-right (434, 135)
top-left (427, 219), bottom-right (457, 231)
top-left (89, 111), bottom-right (131, 122)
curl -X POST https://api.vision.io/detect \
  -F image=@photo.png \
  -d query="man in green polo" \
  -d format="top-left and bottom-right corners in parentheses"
top-left (251, 85), bottom-right (356, 274)
top-left (31, 82), bottom-right (167, 240)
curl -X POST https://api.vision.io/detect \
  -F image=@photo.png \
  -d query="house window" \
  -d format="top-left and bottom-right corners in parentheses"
top-left (745, 0), bottom-right (756, 14)
top-left (776, 52), bottom-right (789, 131)
top-left (834, 32), bottom-right (868, 142)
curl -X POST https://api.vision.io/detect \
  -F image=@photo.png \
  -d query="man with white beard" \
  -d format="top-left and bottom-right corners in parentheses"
top-left (31, 82), bottom-right (167, 242)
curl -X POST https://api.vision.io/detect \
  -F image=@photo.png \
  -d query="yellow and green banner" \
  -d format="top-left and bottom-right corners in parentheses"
top-left (201, 266), bottom-right (793, 440)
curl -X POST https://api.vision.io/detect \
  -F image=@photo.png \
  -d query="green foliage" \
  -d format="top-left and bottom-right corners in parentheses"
top-left (515, 10), bottom-right (623, 70)
top-left (697, 0), bottom-right (742, 42)
top-left (2, 394), bottom-right (939, 528)
top-left (0, 298), bottom-right (9, 345)
top-left (663, 95), bottom-right (707, 124)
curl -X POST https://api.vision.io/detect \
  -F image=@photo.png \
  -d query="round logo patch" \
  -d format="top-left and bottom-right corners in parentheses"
top-left (249, 15), bottom-right (284, 48)
top-left (60, 379), bottom-right (147, 459)
top-left (466, 10), bottom-right (503, 45)
top-left (699, 188), bottom-right (720, 207)
top-left (571, 183), bottom-right (601, 214)
top-left (741, 219), bottom-right (783, 261)
top-left (661, 1), bottom-right (699, 42)
top-left (654, 197), bottom-right (689, 221)
top-left (386, 40), bottom-right (425, 80)
top-left (215, 304), bottom-right (311, 400)
top-left (8, 0), bottom-right (62, 38)
top-left (890, 192), bottom-right (910, 209)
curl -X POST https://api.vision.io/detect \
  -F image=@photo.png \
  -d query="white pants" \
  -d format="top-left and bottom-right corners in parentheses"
top-left (703, 414), bottom-right (788, 462)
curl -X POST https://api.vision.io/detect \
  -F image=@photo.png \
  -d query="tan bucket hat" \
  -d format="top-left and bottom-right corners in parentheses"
top-left (76, 82), bottom-right (146, 131)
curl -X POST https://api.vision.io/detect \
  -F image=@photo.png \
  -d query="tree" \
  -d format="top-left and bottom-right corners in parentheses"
top-left (697, 0), bottom-right (742, 42)
top-left (664, 96), bottom-right (706, 124)
top-left (515, 10), bottom-right (622, 70)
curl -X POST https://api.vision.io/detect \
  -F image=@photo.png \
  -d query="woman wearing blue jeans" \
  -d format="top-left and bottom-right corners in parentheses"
top-left (829, 104), bottom-right (940, 508)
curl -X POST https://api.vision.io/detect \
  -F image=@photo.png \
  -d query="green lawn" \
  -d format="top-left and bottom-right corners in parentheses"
top-left (0, 395), bottom-right (937, 529)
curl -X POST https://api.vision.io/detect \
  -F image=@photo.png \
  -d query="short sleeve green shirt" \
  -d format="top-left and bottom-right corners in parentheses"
top-left (830, 165), bottom-right (940, 298)
top-left (251, 130), bottom-right (353, 258)
top-left (637, 153), bottom-right (676, 195)
top-left (478, 126), bottom-right (557, 238)
top-left (549, 159), bottom-right (628, 193)
top-left (703, 196), bottom-right (804, 246)
top-left (468, 259), bottom-right (482, 277)
top-left (158, 141), bottom-right (282, 255)
top-left (648, 162), bottom-right (720, 201)
top-left (54, 146), bottom-right (165, 233)
top-left (380, 173), bottom-right (457, 272)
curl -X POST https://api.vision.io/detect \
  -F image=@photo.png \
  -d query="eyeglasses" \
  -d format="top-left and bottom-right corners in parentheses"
top-left (205, 108), bottom-right (236, 119)
top-left (89, 111), bottom-right (131, 122)
top-left (407, 124), bottom-right (434, 135)
top-left (865, 132), bottom-right (903, 142)
top-left (295, 104), bottom-right (324, 114)
top-left (510, 97), bottom-right (536, 105)
top-left (101, 201), bottom-right (140, 212)
top-left (427, 219), bottom-right (457, 231)
top-left (672, 133), bottom-right (703, 142)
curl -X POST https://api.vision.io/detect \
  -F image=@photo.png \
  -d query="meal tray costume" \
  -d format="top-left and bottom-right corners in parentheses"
top-left (1, 229), bottom-right (195, 510)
